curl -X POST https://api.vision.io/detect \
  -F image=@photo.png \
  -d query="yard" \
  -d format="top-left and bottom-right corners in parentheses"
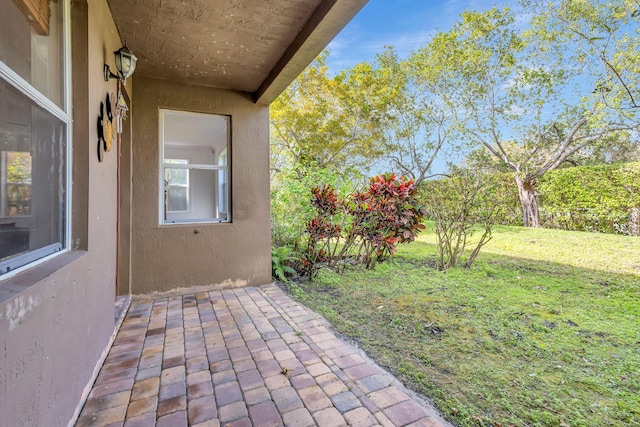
top-left (286, 225), bottom-right (640, 426)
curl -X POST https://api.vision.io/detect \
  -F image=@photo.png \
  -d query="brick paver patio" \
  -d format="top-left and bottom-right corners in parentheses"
top-left (76, 284), bottom-right (449, 427)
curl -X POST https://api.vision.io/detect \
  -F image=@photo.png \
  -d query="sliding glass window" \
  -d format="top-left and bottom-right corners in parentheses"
top-left (160, 110), bottom-right (230, 224)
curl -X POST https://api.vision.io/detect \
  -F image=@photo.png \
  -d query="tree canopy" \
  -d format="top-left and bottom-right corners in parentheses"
top-left (270, 0), bottom-right (640, 227)
top-left (270, 51), bottom-right (396, 176)
top-left (407, 2), bottom-right (639, 226)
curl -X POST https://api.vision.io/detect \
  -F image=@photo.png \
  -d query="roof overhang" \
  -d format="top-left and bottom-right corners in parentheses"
top-left (107, 0), bottom-right (368, 104)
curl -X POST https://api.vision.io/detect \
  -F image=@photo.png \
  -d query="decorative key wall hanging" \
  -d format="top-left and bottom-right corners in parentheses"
top-left (97, 80), bottom-right (129, 161)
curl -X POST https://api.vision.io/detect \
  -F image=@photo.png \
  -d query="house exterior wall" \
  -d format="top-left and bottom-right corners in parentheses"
top-left (0, 0), bottom-right (127, 425)
top-left (130, 77), bottom-right (272, 295)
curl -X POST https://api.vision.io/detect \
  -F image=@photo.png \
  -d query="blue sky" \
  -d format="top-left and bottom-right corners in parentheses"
top-left (326, 0), bottom-right (519, 73)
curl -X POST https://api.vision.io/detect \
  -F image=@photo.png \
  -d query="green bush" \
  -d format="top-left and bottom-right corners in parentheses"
top-left (421, 171), bottom-right (507, 270)
top-left (444, 162), bottom-right (640, 234)
top-left (271, 166), bottom-right (357, 249)
top-left (537, 162), bottom-right (640, 234)
top-left (487, 172), bottom-right (522, 226)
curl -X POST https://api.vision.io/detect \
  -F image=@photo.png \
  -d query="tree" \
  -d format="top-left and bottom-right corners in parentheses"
top-left (524, 0), bottom-right (640, 110)
top-left (374, 48), bottom-right (451, 185)
top-left (408, 5), bottom-right (639, 227)
top-left (270, 52), bottom-right (335, 174)
top-left (384, 102), bottom-right (450, 185)
top-left (270, 51), bottom-right (398, 176)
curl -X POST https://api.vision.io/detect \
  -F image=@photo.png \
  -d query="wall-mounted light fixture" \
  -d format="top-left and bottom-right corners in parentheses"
top-left (104, 44), bottom-right (138, 83)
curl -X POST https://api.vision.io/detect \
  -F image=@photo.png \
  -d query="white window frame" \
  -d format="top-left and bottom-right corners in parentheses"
top-left (0, 0), bottom-right (72, 279)
top-left (158, 109), bottom-right (231, 225)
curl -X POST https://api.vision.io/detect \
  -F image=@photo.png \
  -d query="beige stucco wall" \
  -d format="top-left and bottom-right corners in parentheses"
top-left (130, 77), bottom-right (272, 294)
top-left (0, 0), bottom-right (127, 425)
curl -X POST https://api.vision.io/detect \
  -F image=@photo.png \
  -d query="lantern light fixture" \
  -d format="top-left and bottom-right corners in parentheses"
top-left (104, 43), bottom-right (138, 83)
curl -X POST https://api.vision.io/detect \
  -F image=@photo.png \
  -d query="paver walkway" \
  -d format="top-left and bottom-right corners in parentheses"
top-left (76, 284), bottom-right (448, 427)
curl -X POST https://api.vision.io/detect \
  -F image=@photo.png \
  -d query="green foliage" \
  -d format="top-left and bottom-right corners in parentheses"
top-left (271, 165), bottom-right (356, 249)
top-left (4, 152), bottom-right (32, 215)
top-left (270, 48), bottom-right (453, 182)
top-left (375, 47), bottom-right (453, 185)
top-left (271, 246), bottom-right (298, 283)
top-left (524, 0), bottom-right (640, 111)
top-left (457, 160), bottom-right (640, 234)
top-left (537, 162), bottom-right (640, 234)
top-left (270, 51), bottom-right (397, 175)
top-left (6, 152), bottom-right (31, 182)
top-left (421, 171), bottom-right (506, 270)
top-left (486, 172), bottom-right (522, 225)
top-left (303, 173), bottom-right (427, 278)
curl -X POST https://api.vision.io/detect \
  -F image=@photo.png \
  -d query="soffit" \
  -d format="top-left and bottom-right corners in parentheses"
top-left (107, 0), bottom-right (368, 104)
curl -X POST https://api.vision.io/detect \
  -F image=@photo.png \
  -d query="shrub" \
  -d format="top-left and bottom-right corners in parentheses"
top-left (304, 173), bottom-right (427, 278)
top-left (453, 162), bottom-right (640, 234)
top-left (271, 166), bottom-right (356, 249)
top-left (489, 172), bottom-right (522, 225)
top-left (421, 171), bottom-right (506, 270)
top-left (537, 162), bottom-right (640, 234)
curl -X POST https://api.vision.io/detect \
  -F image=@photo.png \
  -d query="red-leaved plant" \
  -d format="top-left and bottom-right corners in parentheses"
top-left (304, 174), bottom-right (426, 278)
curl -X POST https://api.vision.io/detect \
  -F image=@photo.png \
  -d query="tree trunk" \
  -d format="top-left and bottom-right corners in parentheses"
top-left (515, 176), bottom-right (540, 227)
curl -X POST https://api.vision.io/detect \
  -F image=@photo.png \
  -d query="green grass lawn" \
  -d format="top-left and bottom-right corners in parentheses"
top-left (288, 224), bottom-right (640, 427)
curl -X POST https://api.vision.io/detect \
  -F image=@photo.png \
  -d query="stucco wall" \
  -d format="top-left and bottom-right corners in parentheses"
top-left (0, 0), bottom-right (126, 425)
top-left (131, 77), bottom-right (272, 294)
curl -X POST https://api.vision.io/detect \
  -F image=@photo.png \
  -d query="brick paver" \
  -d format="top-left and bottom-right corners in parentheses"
top-left (76, 285), bottom-right (449, 426)
top-left (249, 400), bottom-right (282, 426)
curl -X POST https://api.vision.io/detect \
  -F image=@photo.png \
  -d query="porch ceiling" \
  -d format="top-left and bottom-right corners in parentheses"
top-left (107, 0), bottom-right (368, 104)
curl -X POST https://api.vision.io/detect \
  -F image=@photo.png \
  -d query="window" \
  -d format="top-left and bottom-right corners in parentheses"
top-left (160, 110), bottom-right (230, 224)
top-left (0, 0), bottom-right (70, 277)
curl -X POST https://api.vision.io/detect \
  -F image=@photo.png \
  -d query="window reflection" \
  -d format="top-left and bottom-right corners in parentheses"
top-left (2, 151), bottom-right (32, 216)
